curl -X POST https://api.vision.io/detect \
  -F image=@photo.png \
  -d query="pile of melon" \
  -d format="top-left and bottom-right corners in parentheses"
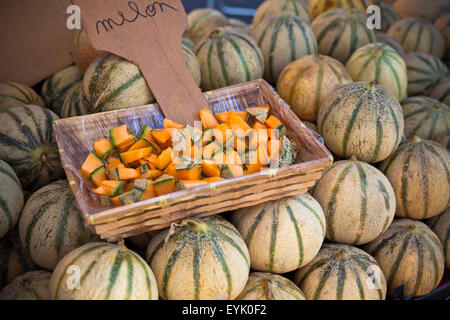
top-left (0, 0), bottom-right (449, 301)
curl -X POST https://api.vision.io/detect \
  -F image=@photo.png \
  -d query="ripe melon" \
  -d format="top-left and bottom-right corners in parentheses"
top-left (317, 81), bottom-right (404, 163)
top-left (71, 28), bottom-right (105, 74)
top-left (228, 18), bottom-right (252, 36)
top-left (405, 52), bottom-right (448, 96)
top-left (0, 229), bottom-right (36, 290)
top-left (364, 219), bottom-right (445, 298)
top-left (50, 242), bottom-right (158, 300)
top-left (295, 243), bottom-right (387, 300)
top-left (41, 65), bottom-right (82, 116)
top-left (0, 82), bottom-right (44, 113)
top-left (426, 208), bottom-right (450, 269)
top-left (393, 0), bottom-right (449, 22)
top-left (379, 135), bottom-right (450, 220)
top-left (277, 54), bottom-right (352, 122)
top-left (252, 15), bottom-right (317, 85)
top-left (387, 18), bottom-right (445, 59)
top-left (237, 272), bottom-right (306, 300)
top-left (0, 105), bottom-right (63, 190)
top-left (146, 216), bottom-right (250, 300)
top-left (182, 44), bottom-right (202, 87)
top-left (18, 180), bottom-right (97, 270)
top-left (194, 28), bottom-right (264, 91)
top-left (182, 37), bottom-right (195, 50)
top-left (345, 43), bottom-right (407, 101)
top-left (0, 160), bottom-right (23, 238)
top-left (375, 32), bottom-right (405, 56)
top-left (311, 8), bottom-right (376, 64)
top-left (0, 271), bottom-right (51, 300)
top-left (430, 77), bottom-right (450, 107)
top-left (184, 8), bottom-right (229, 44)
top-left (313, 158), bottom-right (396, 245)
top-left (380, 2), bottom-right (399, 33)
top-left (435, 14), bottom-right (450, 60)
top-left (308, 0), bottom-right (376, 18)
top-left (231, 193), bottom-right (325, 273)
top-left (437, 129), bottom-right (450, 150)
top-left (252, 0), bottom-right (313, 30)
top-left (59, 83), bottom-right (88, 119)
top-left (402, 96), bottom-right (449, 142)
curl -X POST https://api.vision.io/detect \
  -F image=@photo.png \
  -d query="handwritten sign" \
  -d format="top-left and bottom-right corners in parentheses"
top-left (73, 0), bottom-right (208, 124)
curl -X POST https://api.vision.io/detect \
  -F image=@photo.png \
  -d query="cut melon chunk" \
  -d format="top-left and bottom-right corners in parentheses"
top-left (225, 150), bottom-right (243, 165)
top-left (156, 147), bottom-right (173, 171)
top-left (202, 140), bottom-right (222, 159)
top-left (277, 136), bottom-right (297, 168)
top-left (106, 157), bottom-right (121, 170)
top-left (200, 108), bottom-right (219, 129)
top-left (153, 174), bottom-right (176, 196)
top-left (247, 105), bottom-right (270, 123)
top-left (139, 125), bottom-right (161, 153)
top-left (265, 115), bottom-right (287, 138)
top-left (215, 110), bottom-right (249, 123)
top-left (128, 139), bottom-right (154, 152)
top-left (100, 180), bottom-right (125, 197)
top-left (164, 161), bottom-right (178, 178)
top-left (227, 111), bottom-right (251, 138)
top-left (111, 191), bottom-right (138, 206)
top-left (92, 185), bottom-right (109, 196)
top-left (119, 147), bottom-right (152, 165)
top-left (221, 164), bottom-right (244, 179)
top-left (93, 138), bottom-right (114, 159)
top-left (90, 166), bottom-right (107, 187)
top-left (140, 170), bottom-right (164, 180)
top-left (81, 152), bottom-right (104, 177)
top-left (252, 120), bottom-right (267, 131)
top-left (151, 129), bottom-right (172, 149)
top-left (176, 180), bottom-right (208, 190)
top-left (110, 124), bottom-right (135, 149)
top-left (176, 164), bottom-right (202, 181)
top-left (202, 160), bottom-right (221, 177)
top-left (132, 179), bottom-right (157, 200)
top-left (203, 177), bottom-right (225, 183)
top-left (163, 118), bottom-right (185, 129)
top-left (107, 167), bottom-right (139, 180)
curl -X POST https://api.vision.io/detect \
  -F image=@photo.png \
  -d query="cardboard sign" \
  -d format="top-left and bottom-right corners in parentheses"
top-left (73, 0), bottom-right (208, 124)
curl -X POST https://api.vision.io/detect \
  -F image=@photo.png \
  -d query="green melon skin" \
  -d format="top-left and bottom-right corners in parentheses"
top-left (380, 2), bottom-right (399, 33)
top-left (310, 8), bottom-right (376, 64)
top-left (0, 82), bottom-right (44, 113)
top-left (49, 242), bottom-right (158, 300)
top-left (252, 0), bottom-right (313, 30)
top-left (0, 160), bottom-right (24, 238)
top-left (0, 271), bottom-right (51, 300)
top-left (252, 14), bottom-right (318, 85)
top-left (59, 82), bottom-right (88, 119)
top-left (0, 229), bottom-right (37, 290)
top-left (364, 219), bottom-right (445, 298)
top-left (401, 96), bottom-right (450, 143)
top-left (0, 105), bottom-right (63, 191)
top-left (404, 52), bottom-right (448, 96)
top-left (429, 76), bottom-right (450, 107)
top-left (18, 180), bottom-right (98, 270)
top-left (228, 18), bottom-right (252, 36)
top-left (184, 8), bottom-right (230, 44)
top-left (375, 32), bottom-right (405, 57)
top-left (41, 65), bottom-right (83, 116)
top-left (194, 28), bottom-right (264, 91)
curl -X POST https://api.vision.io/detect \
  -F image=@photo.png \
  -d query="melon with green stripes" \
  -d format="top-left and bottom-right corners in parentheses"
top-left (0, 82), bottom-right (44, 113)
top-left (182, 37), bottom-right (195, 50)
top-left (0, 271), bottom-right (50, 300)
top-left (364, 219), bottom-right (445, 298)
top-left (437, 129), bottom-right (450, 150)
top-left (237, 272), bottom-right (306, 300)
top-left (317, 81), bottom-right (404, 163)
top-left (345, 43), bottom-right (407, 101)
top-left (0, 229), bottom-right (36, 290)
top-left (228, 18), bottom-right (252, 36)
top-left (375, 32), bottom-right (405, 56)
top-left (434, 14), bottom-right (450, 60)
top-left (0, 105), bottom-right (63, 190)
top-left (312, 158), bottom-right (396, 245)
top-left (0, 160), bottom-right (24, 238)
top-left (252, 14), bottom-right (318, 85)
top-left (387, 18), bottom-right (445, 59)
top-left (401, 96), bottom-right (449, 142)
top-left (404, 52), bottom-right (448, 96)
top-left (277, 54), bottom-right (352, 122)
top-left (146, 216), bottom-right (250, 300)
top-left (308, 0), bottom-right (377, 18)
top-left (41, 65), bottom-right (83, 116)
top-left (18, 180), bottom-right (97, 270)
top-left (294, 243), bottom-right (387, 300)
top-left (183, 8), bottom-right (229, 44)
top-left (231, 193), bottom-right (326, 273)
top-left (49, 242), bottom-right (158, 300)
top-left (252, 0), bottom-right (313, 30)
top-left (310, 8), bottom-right (376, 64)
top-left (379, 135), bottom-right (450, 220)
top-left (426, 208), bottom-right (450, 269)
top-left (194, 28), bottom-right (264, 91)
top-left (430, 77), bottom-right (450, 107)
top-left (379, 2), bottom-right (399, 33)
top-left (182, 44), bottom-right (201, 87)
top-left (72, 28), bottom-right (105, 74)
top-left (59, 83), bottom-right (88, 119)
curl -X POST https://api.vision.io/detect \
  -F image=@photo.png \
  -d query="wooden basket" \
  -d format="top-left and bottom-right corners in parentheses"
top-left (53, 79), bottom-right (333, 241)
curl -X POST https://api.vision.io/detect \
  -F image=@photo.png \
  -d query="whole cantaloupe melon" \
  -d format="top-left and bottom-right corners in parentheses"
top-left (0, 160), bottom-right (23, 238)
top-left (0, 82), bottom-right (44, 113)
top-left (184, 8), bottom-right (229, 44)
top-left (429, 77), bottom-right (450, 107)
top-left (252, 0), bottom-right (313, 30)
top-left (0, 271), bottom-right (51, 300)
top-left (426, 208), bottom-right (450, 269)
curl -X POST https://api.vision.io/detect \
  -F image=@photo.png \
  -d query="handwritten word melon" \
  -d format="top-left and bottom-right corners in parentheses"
top-left (184, 8), bottom-right (229, 44)
top-left (365, 219), bottom-right (445, 297)
top-left (0, 271), bottom-right (51, 300)
top-left (0, 160), bottom-right (23, 238)
top-left (0, 105), bottom-right (63, 190)
top-left (0, 82), bottom-right (44, 113)
top-left (146, 216), bottom-right (250, 300)
top-left (295, 243), bottom-right (387, 300)
top-left (379, 135), bottom-right (450, 220)
top-left (237, 272), bottom-right (306, 300)
top-left (252, 0), bottom-right (313, 30)
top-left (426, 208), bottom-right (450, 269)
top-left (231, 193), bottom-right (326, 273)
top-left (19, 180), bottom-right (97, 270)
top-left (252, 14), bottom-right (318, 85)
top-left (50, 242), bottom-right (158, 300)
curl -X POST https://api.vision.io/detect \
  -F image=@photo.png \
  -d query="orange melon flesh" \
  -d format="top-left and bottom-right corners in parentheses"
top-left (81, 152), bottom-right (104, 177)
top-left (153, 174), bottom-right (176, 196)
top-left (124, 182), bottom-right (134, 192)
top-left (176, 165), bottom-right (202, 180)
top-left (93, 138), bottom-right (114, 158)
top-left (215, 111), bottom-right (248, 123)
top-left (226, 150), bottom-right (243, 165)
top-left (117, 139), bottom-right (136, 153)
top-left (110, 124), bottom-right (135, 148)
top-left (202, 141), bottom-right (222, 159)
top-left (177, 180), bottom-right (208, 190)
top-left (203, 177), bottom-right (225, 182)
top-left (164, 162), bottom-right (178, 178)
top-left (92, 185), bottom-right (109, 195)
top-left (90, 167), bottom-right (107, 187)
top-left (119, 147), bottom-right (152, 164)
top-left (200, 108), bottom-right (219, 129)
top-left (108, 167), bottom-right (139, 180)
top-left (100, 180), bottom-right (125, 196)
top-left (111, 191), bottom-right (137, 206)
top-left (202, 160), bottom-right (221, 177)
top-left (140, 183), bottom-right (157, 200)
top-left (128, 139), bottom-right (153, 151)
top-left (156, 148), bottom-right (173, 170)
top-left (144, 154), bottom-right (159, 168)
top-left (222, 164), bottom-right (244, 179)
top-left (252, 120), bottom-right (267, 131)
top-left (106, 157), bottom-right (121, 170)
top-left (139, 125), bottom-right (161, 153)
top-left (227, 112), bottom-right (251, 138)
top-left (140, 170), bottom-right (164, 180)
top-left (151, 129), bottom-right (172, 148)
top-left (163, 118), bottom-right (185, 129)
